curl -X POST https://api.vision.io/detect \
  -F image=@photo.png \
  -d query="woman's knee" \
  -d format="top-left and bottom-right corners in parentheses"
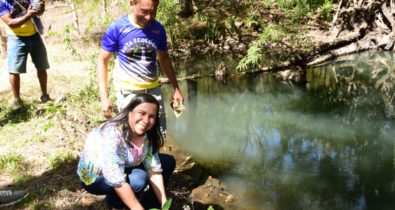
top-left (81, 176), bottom-right (114, 195)
top-left (127, 168), bottom-right (148, 193)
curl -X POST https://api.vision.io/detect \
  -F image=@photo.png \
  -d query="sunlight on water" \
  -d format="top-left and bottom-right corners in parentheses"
top-left (163, 51), bottom-right (395, 210)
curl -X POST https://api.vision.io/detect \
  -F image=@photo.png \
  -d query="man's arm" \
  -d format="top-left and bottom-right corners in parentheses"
top-left (114, 183), bottom-right (144, 210)
top-left (157, 50), bottom-right (184, 104)
top-left (0, 5), bottom-right (41, 28)
top-left (149, 173), bottom-right (167, 207)
top-left (97, 49), bottom-right (113, 118)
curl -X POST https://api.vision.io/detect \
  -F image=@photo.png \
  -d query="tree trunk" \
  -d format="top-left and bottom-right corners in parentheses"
top-left (0, 27), bottom-right (6, 58)
top-left (71, 1), bottom-right (80, 36)
top-left (103, 0), bottom-right (107, 15)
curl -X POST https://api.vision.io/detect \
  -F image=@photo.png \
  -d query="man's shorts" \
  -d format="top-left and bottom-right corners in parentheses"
top-left (7, 33), bottom-right (50, 74)
top-left (116, 86), bottom-right (167, 136)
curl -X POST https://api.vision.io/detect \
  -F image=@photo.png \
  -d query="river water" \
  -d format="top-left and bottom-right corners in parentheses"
top-left (163, 51), bottom-right (395, 210)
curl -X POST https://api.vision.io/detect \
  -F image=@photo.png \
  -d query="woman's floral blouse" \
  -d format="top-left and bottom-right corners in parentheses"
top-left (77, 123), bottom-right (162, 186)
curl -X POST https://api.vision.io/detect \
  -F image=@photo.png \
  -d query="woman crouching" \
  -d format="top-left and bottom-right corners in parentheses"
top-left (77, 93), bottom-right (175, 209)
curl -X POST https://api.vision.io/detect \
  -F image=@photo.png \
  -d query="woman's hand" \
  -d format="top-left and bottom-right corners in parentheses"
top-left (149, 173), bottom-right (167, 208)
top-left (114, 183), bottom-right (144, 210)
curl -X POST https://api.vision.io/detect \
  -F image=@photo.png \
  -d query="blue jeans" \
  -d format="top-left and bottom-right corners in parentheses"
top-left (81, 153), bottom-right (176, 209)
top-left (7, 33), bottom-right (49, 74)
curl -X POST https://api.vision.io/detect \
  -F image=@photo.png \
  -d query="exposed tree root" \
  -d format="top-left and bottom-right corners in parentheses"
top-left (303, 0), bottom-right (395, 66)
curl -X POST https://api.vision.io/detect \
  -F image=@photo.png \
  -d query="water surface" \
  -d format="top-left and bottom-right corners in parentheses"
top-left (163, 51), bottom-right (395, 210)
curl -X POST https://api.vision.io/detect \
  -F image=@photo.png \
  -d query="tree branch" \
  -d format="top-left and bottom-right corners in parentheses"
top-left (331, 0), bottom-right (344, 39)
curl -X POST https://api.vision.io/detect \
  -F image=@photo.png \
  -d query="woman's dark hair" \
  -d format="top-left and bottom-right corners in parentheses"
top-left (101, 93), bottom-right (163, 153)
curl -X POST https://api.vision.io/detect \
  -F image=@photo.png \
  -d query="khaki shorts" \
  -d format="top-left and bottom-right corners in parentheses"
top-left (116, 86), bottom-right (167, 136)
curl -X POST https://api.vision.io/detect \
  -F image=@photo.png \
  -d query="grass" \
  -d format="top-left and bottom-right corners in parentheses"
top-left (0, 79), bottom-right (107, 210)
top-left (48, 151), bottom-right (77, 170)
top-left (0, 153), bottom-right (25, 172)
top-left (0, 17), bottom-right (104, 207)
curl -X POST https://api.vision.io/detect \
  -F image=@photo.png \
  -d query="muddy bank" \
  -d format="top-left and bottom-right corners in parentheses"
top-left (163, 138), bottom-right (238, 210)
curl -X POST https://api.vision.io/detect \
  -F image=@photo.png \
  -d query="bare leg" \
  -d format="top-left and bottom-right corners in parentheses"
top-left (37, 69), bottom-right (47, 95)
top-left (9, 73), bottom-right (20, 100)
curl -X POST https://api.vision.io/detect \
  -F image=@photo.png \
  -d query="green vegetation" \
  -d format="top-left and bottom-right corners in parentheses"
top-left (62, 24), bottom-right (80, 57)
top-left (156, 0), bottom-right (183, 48)
top-left (150, 198), bottom-right (172, 210)
top-left (238, 0), bottom-right (333, 70)
top-left (317, 0), bottom-right (333, 20)
top-left (237, 25), bottom-right (284, 70)
top-left (48, 151), bottom-right (76, 174)
top-left (0, 153), bottom-right (24, 172)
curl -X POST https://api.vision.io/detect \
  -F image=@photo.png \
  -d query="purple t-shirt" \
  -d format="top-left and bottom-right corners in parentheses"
top-left (0, 0), bottom-right (30, 17)
top-left (102, 15), bottom-right (167, 90)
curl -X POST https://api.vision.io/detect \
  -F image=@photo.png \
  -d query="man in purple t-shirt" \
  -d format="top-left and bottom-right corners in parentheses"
top-left (97, 0), bottom-right (183, 135)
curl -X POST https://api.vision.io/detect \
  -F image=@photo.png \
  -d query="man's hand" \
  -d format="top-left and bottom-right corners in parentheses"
top-left (32, 2), bottom-right (45, 16)
top-left (25, 5), bottom-right (42, 17)
top-left (173, 88), bottom-right (184, 105)
top-left (31, 0), bottom-right (45, 12)
top-left (100, 98), bottom-right (113, 119)
top-left (97, 49), bottom-right (113, 119)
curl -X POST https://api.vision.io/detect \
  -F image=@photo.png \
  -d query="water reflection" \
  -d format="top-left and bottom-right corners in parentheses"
top-left (307, 51), bottom-right (395, 119)
top-left (163, 51), bottom-right (395, 210)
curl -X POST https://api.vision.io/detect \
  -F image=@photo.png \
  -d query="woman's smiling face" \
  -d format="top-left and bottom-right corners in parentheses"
top-left (128, 102), bottom-right (158, 137)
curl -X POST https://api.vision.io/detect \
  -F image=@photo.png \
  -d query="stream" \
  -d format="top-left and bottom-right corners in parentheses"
top-left (163, 51), bottom-right (395, 210)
